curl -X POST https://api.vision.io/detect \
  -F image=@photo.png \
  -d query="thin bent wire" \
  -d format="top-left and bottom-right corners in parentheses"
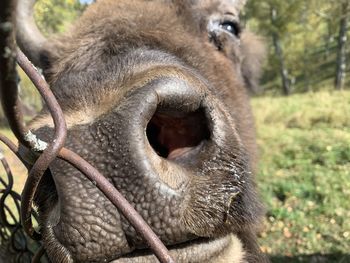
top-left (0, 51), bottom-right (175, 263)
top-left (0, 0), bottom-right (174, 261)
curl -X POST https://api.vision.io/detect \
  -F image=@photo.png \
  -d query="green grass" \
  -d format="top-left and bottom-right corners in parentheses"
top-left (252, 90), bottom-right (350, 262)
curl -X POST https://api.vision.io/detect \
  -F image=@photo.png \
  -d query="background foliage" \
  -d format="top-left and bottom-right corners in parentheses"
top-left (35, 0), bottom-right (85, 34)
top-left (245, 0), bottom-right (349, 94)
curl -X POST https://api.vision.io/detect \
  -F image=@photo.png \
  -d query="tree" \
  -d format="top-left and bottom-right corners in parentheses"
top-left (335, 0), bottom-right (349, 90)
top-left (245, 0), bottom-right (305, 95)
top-left (245, 0), bottom-right (350, 94)
top-left (270, 6), bottom-right (291, 95)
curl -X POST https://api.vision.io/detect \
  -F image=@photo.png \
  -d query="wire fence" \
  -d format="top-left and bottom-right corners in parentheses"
top-left (0, 1), bottom-right (174, 262)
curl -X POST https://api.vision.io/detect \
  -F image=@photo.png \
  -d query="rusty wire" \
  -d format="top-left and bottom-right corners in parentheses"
top-left (0, 1), bottom-right (174, 262)
top-left (58, 148), bottom-right (175, 263)
top-left (17, 49), bottom-right (67, 242)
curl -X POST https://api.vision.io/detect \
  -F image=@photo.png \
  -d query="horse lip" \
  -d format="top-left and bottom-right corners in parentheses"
top-left (111, 235), bottom-right (232, 263)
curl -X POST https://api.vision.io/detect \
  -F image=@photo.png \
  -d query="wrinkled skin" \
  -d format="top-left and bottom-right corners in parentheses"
top-left (26, 0), bottom-right (267, 262)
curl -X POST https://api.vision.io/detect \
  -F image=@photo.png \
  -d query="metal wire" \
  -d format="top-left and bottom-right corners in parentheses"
top-left (0, 148), bottom-right (41, 262)
top-left (0, 1), bottom-right (174, 262)
top-left (17, 49), bottom-right (67, 241)
top-left (58, 148), bottom-right (175, 263)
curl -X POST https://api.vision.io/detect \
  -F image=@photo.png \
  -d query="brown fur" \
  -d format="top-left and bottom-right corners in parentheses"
top-left (38, 0), bottom-right (264, 164)
top-left (25, 0), bottom-right (268, 262)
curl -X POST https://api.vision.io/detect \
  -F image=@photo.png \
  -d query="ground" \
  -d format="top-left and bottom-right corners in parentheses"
top-left (1, 90), bottom-right (349, 262)
top-left (253, 91), bottom-right (350, 263)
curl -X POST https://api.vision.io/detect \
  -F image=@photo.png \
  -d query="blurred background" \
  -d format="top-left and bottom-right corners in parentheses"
top-left (0, 0), bottom-right (349, 262)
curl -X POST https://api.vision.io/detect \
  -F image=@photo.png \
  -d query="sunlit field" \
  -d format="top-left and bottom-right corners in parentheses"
top-left (253, 91), bottom-right (350, 262)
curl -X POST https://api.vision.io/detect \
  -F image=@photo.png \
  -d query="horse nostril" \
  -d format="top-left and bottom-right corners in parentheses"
top-left (146, 108), bottom-right (211, 160)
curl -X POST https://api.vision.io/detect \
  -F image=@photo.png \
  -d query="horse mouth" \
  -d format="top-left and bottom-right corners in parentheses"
top-left (112, 235), bottom-right (232, 263)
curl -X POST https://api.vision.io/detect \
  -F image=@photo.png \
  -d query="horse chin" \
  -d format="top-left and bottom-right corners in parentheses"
top-left (113, 235), bottom-right (245, 263)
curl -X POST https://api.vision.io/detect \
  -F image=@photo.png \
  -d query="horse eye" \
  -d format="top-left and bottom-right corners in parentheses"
top-left (219, 21), bottom-right (240, 37)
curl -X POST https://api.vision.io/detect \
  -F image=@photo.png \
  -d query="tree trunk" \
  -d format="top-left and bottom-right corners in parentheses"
top-left (324, 21), bottom-right (334, 61)
top-left (271, 7), bottom-right (291, 95)
top-left (302, 2), bottom-right (311, 92)
top-left (335, 1), bottom-right (349, 90)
